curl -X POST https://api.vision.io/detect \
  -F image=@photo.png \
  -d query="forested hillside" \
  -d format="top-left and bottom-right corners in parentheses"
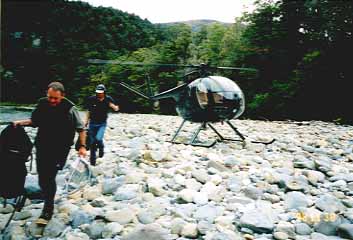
top-left (1, 0), bottom-right (352, 123)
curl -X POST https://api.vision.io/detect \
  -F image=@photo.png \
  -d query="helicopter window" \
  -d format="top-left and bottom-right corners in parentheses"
top-left (196, 84), bottom-right (209, 108)
top-left (212, 93), bottom-right (224, 104)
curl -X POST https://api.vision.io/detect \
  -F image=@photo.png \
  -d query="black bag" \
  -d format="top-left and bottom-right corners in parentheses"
top-left (0, 124), bottom-right (33, 199)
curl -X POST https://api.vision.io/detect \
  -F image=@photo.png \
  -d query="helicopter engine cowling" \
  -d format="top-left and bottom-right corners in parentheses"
top-left (175, 76), bottom-right (245, 123)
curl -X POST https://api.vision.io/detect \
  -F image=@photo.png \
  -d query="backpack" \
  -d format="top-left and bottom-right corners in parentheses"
top-left (0, 124), bottom-right (33, 199)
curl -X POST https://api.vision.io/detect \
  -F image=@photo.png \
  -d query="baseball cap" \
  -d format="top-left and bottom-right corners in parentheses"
top-left (95, 84), bottom-right (106, 93)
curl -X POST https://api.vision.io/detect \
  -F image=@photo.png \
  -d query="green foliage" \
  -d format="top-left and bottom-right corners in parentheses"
top-left (2, 0), bottom-right (353, 124)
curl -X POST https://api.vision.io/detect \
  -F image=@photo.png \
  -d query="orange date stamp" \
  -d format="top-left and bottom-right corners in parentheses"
top-left (295, 212), bottom-right (338, 224)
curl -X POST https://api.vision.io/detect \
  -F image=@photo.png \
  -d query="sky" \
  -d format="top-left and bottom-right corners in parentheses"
top-left (80, 0), bottom-right (256, 23)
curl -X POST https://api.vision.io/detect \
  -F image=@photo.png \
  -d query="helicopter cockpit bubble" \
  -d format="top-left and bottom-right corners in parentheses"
top-left (189, 76), bottom-right (245, 120)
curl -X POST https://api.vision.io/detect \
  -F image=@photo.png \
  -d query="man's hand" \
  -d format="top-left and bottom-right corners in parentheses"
top-left (13, 119), bottom-right (32, 127)
top-left (78, 146), bottom-right (87, 157)
top-left (109, 102), bottom-right (119, 112)
top-left (12, 121), bottom-right (21, 127)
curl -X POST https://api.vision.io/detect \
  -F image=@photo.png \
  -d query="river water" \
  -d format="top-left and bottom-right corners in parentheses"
top-left (0, 106), bottom-right (86, 126)
top-left (0, 106), bottom-right (33, 124)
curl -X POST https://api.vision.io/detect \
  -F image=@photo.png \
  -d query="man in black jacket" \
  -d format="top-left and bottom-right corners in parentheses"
top-left (13, 82), bottom-right (86, 223)
top-left (85, 84), bottom-right (119, 165)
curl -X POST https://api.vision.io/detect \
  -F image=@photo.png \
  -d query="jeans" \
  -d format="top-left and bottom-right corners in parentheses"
top-left (88, 122), bottom-right (107, 160)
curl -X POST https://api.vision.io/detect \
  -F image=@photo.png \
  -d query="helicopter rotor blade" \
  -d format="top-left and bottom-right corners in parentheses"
top-left (215, 66), bottom-right (258, 72)
top-left (87, 59), bottom-right (195, 68)
top-left (88, 59), bottom-right (257, 72)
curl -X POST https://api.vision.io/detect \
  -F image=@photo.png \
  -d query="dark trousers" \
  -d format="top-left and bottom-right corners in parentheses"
top-left (35, 145), bottom-right (70, 206)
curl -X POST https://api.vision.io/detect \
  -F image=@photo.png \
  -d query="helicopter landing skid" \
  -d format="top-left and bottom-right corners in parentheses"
top-left (169, 120), bottom-right (275, 148)
top-left (208, 121), bottom-right (276, 145)
top-left (169, 120), bottom-right (217, 147)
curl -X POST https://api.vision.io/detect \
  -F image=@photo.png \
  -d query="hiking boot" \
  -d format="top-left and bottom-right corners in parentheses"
top-left (36, 206), bottom-right (53, 224)
top-left (98, 147), bottom-right (104, 158)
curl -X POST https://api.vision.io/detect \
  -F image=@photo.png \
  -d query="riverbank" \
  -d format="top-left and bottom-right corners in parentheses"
top-left (1, 113), bottom-right (353, 239)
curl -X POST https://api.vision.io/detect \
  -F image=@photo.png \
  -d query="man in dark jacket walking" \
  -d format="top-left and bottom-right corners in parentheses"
top-left (13, 81), bottom-right (87, 223)
top-left (85, 84), bottom-right (119, 165)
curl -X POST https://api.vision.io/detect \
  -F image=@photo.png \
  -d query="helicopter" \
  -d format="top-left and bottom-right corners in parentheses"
top-left (88, 59), bottom-right (275, 147)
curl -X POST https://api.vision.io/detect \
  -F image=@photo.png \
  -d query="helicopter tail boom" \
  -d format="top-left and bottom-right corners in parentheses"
top-left (119, 82), bottom-right (151, 100)
top-left (150, 83), bottom-right (187, 101)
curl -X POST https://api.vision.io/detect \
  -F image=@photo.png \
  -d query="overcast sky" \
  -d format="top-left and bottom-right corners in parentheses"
top-left (79, 0), bottom-right (256, 23)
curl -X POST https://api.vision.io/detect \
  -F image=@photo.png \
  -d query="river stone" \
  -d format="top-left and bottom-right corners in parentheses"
top-left (105, 208), bottom-right (135, 224)
top-left (295, 222), bottom-right (313, 235)
top-left (138, 210), bottom-right (156, 224)
top-left (122, 223), bottom-right (169, 240)
top-left (315, 194), bottom-right (346, 213)
top-left (42, 218), bottom-right (67, 238)
top-left (284, 191), bottom-right (309, 210)
top-left (71, 210), bottom-right (94, 228)
top-left (102, 177), bottom-right (122, 195)
top-left (171, 218), bottom-right (187, 235)
top-left (102, 222), bottom-right (123, 238)
top-left (273, 232), bottom-right (288, 240)
top-left (313, 216), bottom-right (342, 236)
top-left (180, 223), bottom-right (198, 238)
top-left (239, 201), bottom-right (276, 233)
top-left (337, 223), bottom-right (353, 239)
top-left (82, 221), bottom-right (105, 239)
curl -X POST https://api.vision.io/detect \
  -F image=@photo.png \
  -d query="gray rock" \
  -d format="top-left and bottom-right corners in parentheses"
top-left (2, 223), bottom-right (26, 240)
top-left (313, 215), bottom-right (342, 236)
top-left (137, 210), bottom-right (156, 224)
top-left (330, 173), bottom-right (353, 183)
top-left (65, 231), bottom-right (90, 240)
top-left (171, 218), bottom-right (187, 235)
top-left (102, 222), bottom-right (123, 238)
top-left (314, 157), bottom-right (332, 173)
top-left (197, 220), bottom-right (214, 235)
top-left (114, 188), bottom-right (138, 201)
top-left (239, 201), bottom-right (276, 233)
top-left (102, 177), bottom-right (123, 195)
top-left (173, 203), bottom-right (197, 219)
top-left (71, 210), bottom-right (94, 228)
top-left (105, 209), bottom-right (135, 224)
top-left (242, 186), bottom-right (263, 200)
top-left (180, 223), bottom-right (198, 238)
top-left (337, 223), bottom-right (353, 239)
top-left (208, 160), bottom-right (230, 172)
top-left (210, 232), bottom-right (242, 240)
top-left (13, 210), bottom-right (32, 220)
top-left (122, 224), bottom-right (169, 240)
top-left (315, 194), bottom-right (346, 213)
top-left (224, 155), bottom-right (240, 167)
top-left (192, 169), bottom-right (210, 183)
top-left (273, 232), bottom-right (288, 240)
top-left (295, 223), bottom-right (312, 235)
top-left (0, 204), bottom-right (14, 214)
top-left (193, 205), bottom-right (220, 223)
top-left (275, 221), bottom-right (295, 238)
top-left (82, 221), bottom-right (105, 239)
top-left (227, 176), bottom-right (242, 192)
top-left (284, 191), bottom-right (309, 210)
top-left (342, 198), bottom-right (353, 208)
top-left (43, 218), bottom-right (67, 238)
top-left (91, 198), bottom-right (107, 207)
top-left (293, 156), bottom-right (316, 169)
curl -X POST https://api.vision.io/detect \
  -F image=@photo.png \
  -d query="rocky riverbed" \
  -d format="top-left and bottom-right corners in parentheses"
top-left (1, 113), bottom-right (353, 240)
